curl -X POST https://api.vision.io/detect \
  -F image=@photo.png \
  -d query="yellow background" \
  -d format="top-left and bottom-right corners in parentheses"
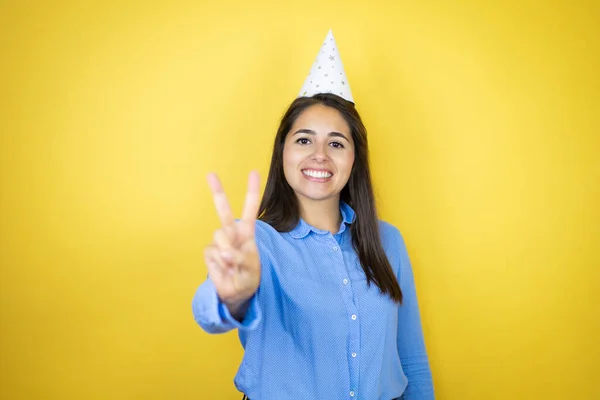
top-left (1, 1), bottom-right (598, 399)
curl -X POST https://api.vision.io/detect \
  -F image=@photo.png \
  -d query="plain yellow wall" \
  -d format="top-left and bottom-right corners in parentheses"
top-left (1, 1), bottom-right (598, 399)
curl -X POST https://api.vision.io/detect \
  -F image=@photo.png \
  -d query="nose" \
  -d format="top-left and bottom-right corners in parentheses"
top-left (311, 142), bottom-right (329, 163)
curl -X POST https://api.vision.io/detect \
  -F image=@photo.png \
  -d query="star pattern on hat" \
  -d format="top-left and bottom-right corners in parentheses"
top-left (298, 30), bottom-right (354, 103)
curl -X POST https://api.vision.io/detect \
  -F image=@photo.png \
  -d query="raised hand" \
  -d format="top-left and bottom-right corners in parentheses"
top-left (205, 171), bottom-right (261, 319)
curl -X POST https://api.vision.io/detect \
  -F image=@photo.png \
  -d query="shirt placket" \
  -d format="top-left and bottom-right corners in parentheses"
top-left (330, 231), bottom-right (360, 399)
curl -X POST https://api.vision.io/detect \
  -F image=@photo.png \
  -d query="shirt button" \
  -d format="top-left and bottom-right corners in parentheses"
top-left (332, 246), bottom-right (339, 251)
top-left (350, 391), bottom-right (355, 397)
top-left (352, 352), bottom-right (357, 357)
top-left (351, 314), bottom-right (357, 320)
top-left (343, 278), bottom-right (349, 285)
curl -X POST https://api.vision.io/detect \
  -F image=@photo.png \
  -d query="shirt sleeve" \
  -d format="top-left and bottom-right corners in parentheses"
top-left (396, 230), bottom-right (435, 399)
top-left (191, 277), bottom-right (262, 334)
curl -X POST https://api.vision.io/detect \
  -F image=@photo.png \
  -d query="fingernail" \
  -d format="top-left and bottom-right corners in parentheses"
top-left (221, 251), bottom-right (233, 261)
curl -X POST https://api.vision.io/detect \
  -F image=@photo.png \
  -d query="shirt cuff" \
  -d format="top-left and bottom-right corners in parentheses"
top-left (217, 292), bottom-right (261, 330)
top-left (192, 278), bottom-right (262, 333)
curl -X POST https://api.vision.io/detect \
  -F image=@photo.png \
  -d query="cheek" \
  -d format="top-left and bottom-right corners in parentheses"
top-left (283, 146), bottom-right (304, 168)
top-left (338, 153), bottom-right (355, 176)
top-left (282, 147), bottom-right (300, 180)
top-left (282, 148), bottom-right (293, 171)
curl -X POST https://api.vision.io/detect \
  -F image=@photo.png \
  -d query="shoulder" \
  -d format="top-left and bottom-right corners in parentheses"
top-left (378, 219), bottom-right (402, 244)
top-left (253, 219), bottom-right (287, 255)
top-left (377, 219), bottom-right (409, 256)
top-left (254, 219), bottom-right (280, 241)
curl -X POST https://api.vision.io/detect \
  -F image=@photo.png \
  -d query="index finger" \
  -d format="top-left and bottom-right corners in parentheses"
top-left (241, 170), bottom-right (261, 222)
top-left (207, 172), bottom-right (235, 227)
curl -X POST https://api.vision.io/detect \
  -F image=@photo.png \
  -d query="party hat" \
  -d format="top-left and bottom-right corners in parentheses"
top-left (298, 30), bottom-right (354, 103)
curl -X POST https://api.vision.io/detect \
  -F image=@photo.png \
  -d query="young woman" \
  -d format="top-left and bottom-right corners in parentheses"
top-left (192, 93), bottom-right (434, 399)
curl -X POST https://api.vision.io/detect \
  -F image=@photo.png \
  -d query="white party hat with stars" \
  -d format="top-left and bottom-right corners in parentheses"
top-left (298, 30), bottom-right (354, 103)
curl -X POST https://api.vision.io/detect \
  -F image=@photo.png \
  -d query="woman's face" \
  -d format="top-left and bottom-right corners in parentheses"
top-left (282, 104), bottom-right (355, 205)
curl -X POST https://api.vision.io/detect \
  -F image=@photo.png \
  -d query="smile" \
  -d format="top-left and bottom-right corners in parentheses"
top-left (302, 169), bottom-right (333, 179)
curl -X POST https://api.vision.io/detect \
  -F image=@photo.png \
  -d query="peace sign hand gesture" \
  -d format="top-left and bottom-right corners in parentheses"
top-left (205, 171), bottom-right (261, 319)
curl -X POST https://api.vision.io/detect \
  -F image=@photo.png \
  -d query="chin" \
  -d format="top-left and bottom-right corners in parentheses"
top-left (295, 190), bottom-right (340, 203)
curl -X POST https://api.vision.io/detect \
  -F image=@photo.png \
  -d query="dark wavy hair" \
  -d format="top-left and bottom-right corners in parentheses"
top-left (258, 93), bottom-right (402, 303)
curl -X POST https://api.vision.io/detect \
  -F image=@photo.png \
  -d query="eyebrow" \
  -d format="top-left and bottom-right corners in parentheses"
top-left (292, 129), bottom-right (350, 142)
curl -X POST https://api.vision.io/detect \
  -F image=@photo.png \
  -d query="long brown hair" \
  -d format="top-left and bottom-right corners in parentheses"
top-left (258, 93), bottom-right (402, 303)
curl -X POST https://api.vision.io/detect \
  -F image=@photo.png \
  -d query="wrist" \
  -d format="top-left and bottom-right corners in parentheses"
top-left (223, 297), bottom-right (251, 322)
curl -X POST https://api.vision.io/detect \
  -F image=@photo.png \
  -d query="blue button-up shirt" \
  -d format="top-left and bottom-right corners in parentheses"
top-left (192, 202), bottom-right (434, 399)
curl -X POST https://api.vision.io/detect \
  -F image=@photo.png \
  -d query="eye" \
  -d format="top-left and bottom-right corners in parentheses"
top-left (330, 141), bottom-right (345, 149)
top-left (295, 137), bottom-right (311, 145)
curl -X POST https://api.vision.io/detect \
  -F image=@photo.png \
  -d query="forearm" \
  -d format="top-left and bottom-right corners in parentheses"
top-left (401, 354), bottom-right (434, 399)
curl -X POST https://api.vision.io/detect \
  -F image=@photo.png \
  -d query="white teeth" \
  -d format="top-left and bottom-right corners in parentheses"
top-left (303, 170), bottom-right (332, 178)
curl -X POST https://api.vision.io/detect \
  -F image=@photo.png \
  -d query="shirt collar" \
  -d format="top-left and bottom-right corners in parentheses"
top-left (289, 201), bottom-right (356, 239)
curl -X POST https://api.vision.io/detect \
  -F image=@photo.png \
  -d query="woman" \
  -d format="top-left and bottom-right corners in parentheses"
top-left (192, 92), bottom-right (434, 399)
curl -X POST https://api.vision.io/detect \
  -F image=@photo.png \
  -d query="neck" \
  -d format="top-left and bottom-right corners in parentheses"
top-left (297, 196), bottom-right (343, 233)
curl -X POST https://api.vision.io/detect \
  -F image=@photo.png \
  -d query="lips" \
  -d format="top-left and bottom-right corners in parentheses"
top-left (302, 169), bottom-right (333, 179)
